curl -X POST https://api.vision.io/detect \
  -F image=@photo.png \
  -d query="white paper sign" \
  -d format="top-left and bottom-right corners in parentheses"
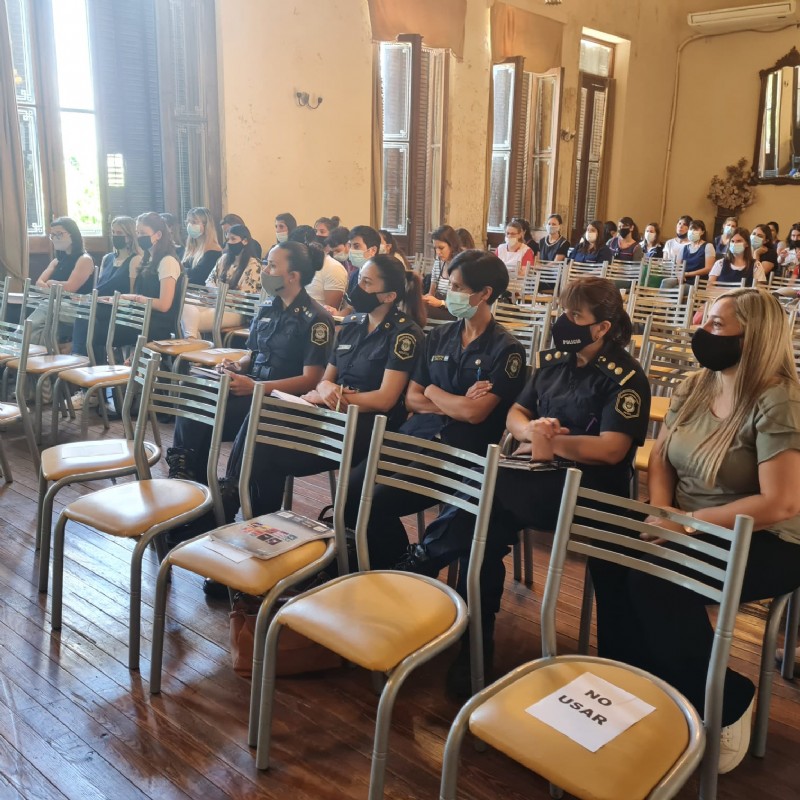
top-left (525, 672), bottom-right (656, 753)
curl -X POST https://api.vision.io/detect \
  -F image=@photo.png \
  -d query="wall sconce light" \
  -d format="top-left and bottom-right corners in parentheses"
top-left (560, 128), bottom-right (576, 142)
top-left (296, 91), bottom-right (323, 110)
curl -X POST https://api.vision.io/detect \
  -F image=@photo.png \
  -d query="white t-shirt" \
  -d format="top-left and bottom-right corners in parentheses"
top-left (157, 255), bottom-right (181, 281)
top-left (306, 255), bottom-right (347, 305)
top-left (495, 242), bottom-right (534, 277)
top-left (709, 258), bottom-right (766, 284)
top-left (663, 237), bottom-right (689, 263)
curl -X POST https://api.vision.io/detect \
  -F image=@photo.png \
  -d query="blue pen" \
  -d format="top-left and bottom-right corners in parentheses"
top-left (476, 367), bottom-right (482, 381)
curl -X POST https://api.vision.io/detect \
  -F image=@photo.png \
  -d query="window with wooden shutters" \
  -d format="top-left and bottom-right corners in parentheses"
top-left (379, 36), bottom-right (447, 255)
top-left (572, 39), bottom-right (613, 232)
top-left (7, 0), bottom-right (44, 235)
top-left (488, 62), bottom-right (516, 233)
top-left (529, 68), bottom-right (561, 230)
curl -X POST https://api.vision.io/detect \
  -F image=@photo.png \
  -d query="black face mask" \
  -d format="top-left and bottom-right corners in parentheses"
top-left (618, 227), bottom-right (631, 239)
top-left (691, 328), bottom-right (743, 371)
top-left (112, 235), bottom-right (128, 251)
top-left (551, 313), bottom-right (597, 352)
top-left (137, 235), bottom-right (153, 251)
top-left (225, 241), bottom-right (244, 257)
top-left (315, 235), bottom-right (328, 247)
top-left (346, 284), bottom-right (383, 314)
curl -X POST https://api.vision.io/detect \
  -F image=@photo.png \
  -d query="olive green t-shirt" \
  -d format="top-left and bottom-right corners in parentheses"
top-left (665, 381), bottom-right (800, 544)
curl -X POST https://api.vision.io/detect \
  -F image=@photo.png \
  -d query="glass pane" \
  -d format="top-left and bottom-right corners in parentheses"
top-left (534, 76), bottom-right (555, 154)
top-left (52, 0), bottom-right (94, 110)
top-left (169, 0), bottom-right (204, 116)
top-left (589, 90), bottom-right (607, 161)
top-left (8, 0), bottom-right (35, 104)
top-left (176, 123), bottom-right (208, 223)
top-left (531, 158), bottom-right (552, 230)
top-left (382, 144), bottom-right (408, 234)
top-left (579, 39), bottom-right (612, 78)
top-left (492, 64), bottom-right (515, 148)
top-left (487, 153), bottom-right (510, 232)
top-left (381, 42), bottom-right (412, 141)
top-left (18, 108), bottom-right (44, 235)
top-left (61, 111), bottom-right (102, 234)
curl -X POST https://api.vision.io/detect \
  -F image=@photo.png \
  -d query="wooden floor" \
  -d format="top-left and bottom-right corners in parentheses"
top-left (0, 410), bottom-right (798, 800)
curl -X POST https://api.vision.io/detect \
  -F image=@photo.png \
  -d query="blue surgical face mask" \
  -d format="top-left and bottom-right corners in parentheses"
top-left (349, 249), bottom-right (367, 269)
top-left (750, 234), bottom-right (764, 249)
top-left (186, 222), bottom-right (203, 239)
top-left (688, 229), bottom-right (701, 243)
top-left (445, 290), bottom-right (478, 320)
top-left (723, 225), bottom-right (734, 237)
top-left (332, 251), bottom-right (349, 263)
top-left (730, 242), bottom-right (746, 256)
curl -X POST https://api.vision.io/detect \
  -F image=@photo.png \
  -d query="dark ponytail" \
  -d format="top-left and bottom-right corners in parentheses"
top-left (371, 254), bottom-right (426, 328)
top-left (559, 276), bottom-right (632, 347)
top-left (278, 240), bottom-right (324, 286)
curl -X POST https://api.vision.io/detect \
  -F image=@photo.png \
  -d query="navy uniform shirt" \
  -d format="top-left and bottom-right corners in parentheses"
top-left (515, 341), bottom-right (651, 494)
top-left (331, 306), bottom-right (424, 425)
top-left (406, 318), bottom-right (526, 453)
top-left (246, 287), bottom-right (334, 381)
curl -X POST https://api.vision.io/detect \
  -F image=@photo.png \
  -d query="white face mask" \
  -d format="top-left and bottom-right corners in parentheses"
top-left (585, 231), bottom-right (597, 243)
top-left (379, 244), bottom-right (388, 254)
top-left (546, 224), bottom-right (559, 235)
top-left (750, 234), bottom-right (764, 249)
top-left (688, 229), bottom-right (701, 243)
top-left (644, 231), bottom-right (656, 243)
top-left (276, 231), bottom-right (288, 243)
top-left (505, 235), bottom-right (519, 247)
top-left (332, 250), bottom-right (349, 263)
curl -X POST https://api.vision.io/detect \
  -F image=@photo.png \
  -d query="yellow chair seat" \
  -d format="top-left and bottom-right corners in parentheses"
top-left (0, 403), bottom-right (22, 423)
top-left (228, 327), bottom-right (249, 340)
top-left (63, 478), bottom-right (209, 537)
top-left (279, 572), bottom-right (458, 672)
top-left (635, 439), bottom-right (655, 472)
top-left (146, 338), bottom-right (212, 356)
top-left (169, 535), bottom-right (328, 596)
top-left (179, 348), bottom-right (249, 367)
top-left (649, 395), bottom-right (670, 423)
top-left (469, 660), bottom-right (689, 800)
top-left (41, 440), bottom-right (159, 481)
top-left (6, 354), bottom-right (89, 373)
top-left (58, 364), bottom-right (131, 387)
top-left (0, 344), bottom-right (46, 363)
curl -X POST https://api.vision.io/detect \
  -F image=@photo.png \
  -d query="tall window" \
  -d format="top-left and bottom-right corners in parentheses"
top-left (572, 38), bottom-right (614, 232)
top-left (488, 60), bottom-right (562, 236)
top-left (379, 37), bottom-right (447, 255)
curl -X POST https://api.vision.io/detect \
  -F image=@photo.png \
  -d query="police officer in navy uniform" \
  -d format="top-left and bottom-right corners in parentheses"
top-left (166, 241), bottom-right (334, 482)
top-left (344, 250), bottom-right (527, 568)
top-left (230, 254), bottom-right (426, 518)
top-left (411, 277), bottom-right (651, 694)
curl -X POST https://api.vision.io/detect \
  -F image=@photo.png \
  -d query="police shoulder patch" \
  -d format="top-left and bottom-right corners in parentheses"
top-left (394, 333), bottom-right (417, 360)
top-left (505, 352), bottom-right (523, 379)
top-left (311, 322), bottom-right (329, 346)
top-left (615, 389), bottom-right (642, 420)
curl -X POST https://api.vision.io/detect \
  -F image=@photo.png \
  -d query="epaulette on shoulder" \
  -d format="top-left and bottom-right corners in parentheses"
top-left (535, 348), bottom-right (568, 369)
top-left (595, 353), bottom-right (638, 386)
top-left (342, 313), bottom-right (364, 324)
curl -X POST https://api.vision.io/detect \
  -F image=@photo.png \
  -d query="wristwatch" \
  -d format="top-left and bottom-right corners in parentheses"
top-left (683, 511), bottom-right (697, 534)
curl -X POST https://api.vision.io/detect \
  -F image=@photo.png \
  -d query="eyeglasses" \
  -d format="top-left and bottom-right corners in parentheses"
top-left (48, 232), bottom-right (66, 240)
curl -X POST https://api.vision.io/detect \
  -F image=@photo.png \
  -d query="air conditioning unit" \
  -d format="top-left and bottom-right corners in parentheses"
top-left (688, 1), bottom-right (796, 32)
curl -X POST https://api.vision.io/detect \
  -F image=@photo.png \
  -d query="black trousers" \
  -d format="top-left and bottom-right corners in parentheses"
top-left (590, 531), bottom-right (800, 726)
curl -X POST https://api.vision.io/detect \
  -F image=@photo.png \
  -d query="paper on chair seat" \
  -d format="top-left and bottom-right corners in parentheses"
top-left (203, 539), bottom-right (254, 562)
top-left (526, 672), bottom-right (656, 752)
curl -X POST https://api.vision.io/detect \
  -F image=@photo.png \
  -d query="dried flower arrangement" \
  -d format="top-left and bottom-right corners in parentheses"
top-left (707, 158), bottom-right (756, 212)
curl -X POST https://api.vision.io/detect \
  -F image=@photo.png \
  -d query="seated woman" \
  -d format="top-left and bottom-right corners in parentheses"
top-left (160, 212), bottom-right (186, 262)
top-left (407, 277), bottom-right (651, 693)
top-left (592, 288), bottom-right (800, 773)
top-left (571, 220), bottom-right (614, 265)
top-left (776, 223), bottom-right (800, 279)
top-left (221, 213), bottom-right (262, 259)
top-left (608, 216), bottom-right (644, 262)
top-left (274, 212), bottom-right (298, 245)
top-left (343, 250), bottom-right (527, 569)
top-left (714, 216), bottom-right (738, 258)
top-left (182, 207), bottom-right (222, 285)
top-left (641, 221), bottom-right (664, 260)
top-left (181, 223), bottom-right (263, 339)
top-left (288, 225), bottom-right (347, 310)
top-left (380, 228), bottom-right (410, 268)
top-left (537, 214), bottom-right (570, 263)
top-left (224, 255), bottom-right (426, 519)
top-left (707, 228), bottom-right (766, 288)
top-left (423, 224), bottom-right (462, 320)
top-left (166, 241), bottom-right (333, 483)
top-left (680, 219), bottom-right (715, 285)
top-left (750, 223), bottom-right (779, 277)
top-left (29, 216), bottom-right (95, 344)
top-left (455, 227), bottom-right (476, 251)
top-left (314, 216), bottom-right (339, 243)
top-left (496, 219), bottom-right (535, 279)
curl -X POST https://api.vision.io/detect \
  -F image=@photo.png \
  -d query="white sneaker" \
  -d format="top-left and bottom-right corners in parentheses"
top-left (70, 391), bottom-right (97, 411)
top-left (718, 696), bottom-right (754, 774)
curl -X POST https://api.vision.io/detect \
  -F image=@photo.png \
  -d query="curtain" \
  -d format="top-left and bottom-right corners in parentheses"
top-left (490, 2), bottom-right (563, 71)
top-left (367, 0), bottom-right (466, 58)
top-left (0, 0), bottom-right (28, 282)
top-left (370, 44), bottom-right (383, 230)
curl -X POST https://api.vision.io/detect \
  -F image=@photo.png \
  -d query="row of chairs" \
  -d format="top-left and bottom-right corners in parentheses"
top-left (28, 343), bottom-right (784, 800)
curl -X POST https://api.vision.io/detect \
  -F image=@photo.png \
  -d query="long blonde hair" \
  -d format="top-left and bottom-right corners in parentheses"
top-left (183, 207), bottom-right (221, 266)
top-left (662, 288), bottom-right (798, 485)
top-left (111, 215), bottom-right (143, 257)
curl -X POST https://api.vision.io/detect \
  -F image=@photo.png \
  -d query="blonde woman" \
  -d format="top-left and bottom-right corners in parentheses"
top-left (182, 224), bottom-right (262, 338)
top-left (182, 206), bottom-right (222, 284)
top-left (592, 288), bottom-right (800, 774)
